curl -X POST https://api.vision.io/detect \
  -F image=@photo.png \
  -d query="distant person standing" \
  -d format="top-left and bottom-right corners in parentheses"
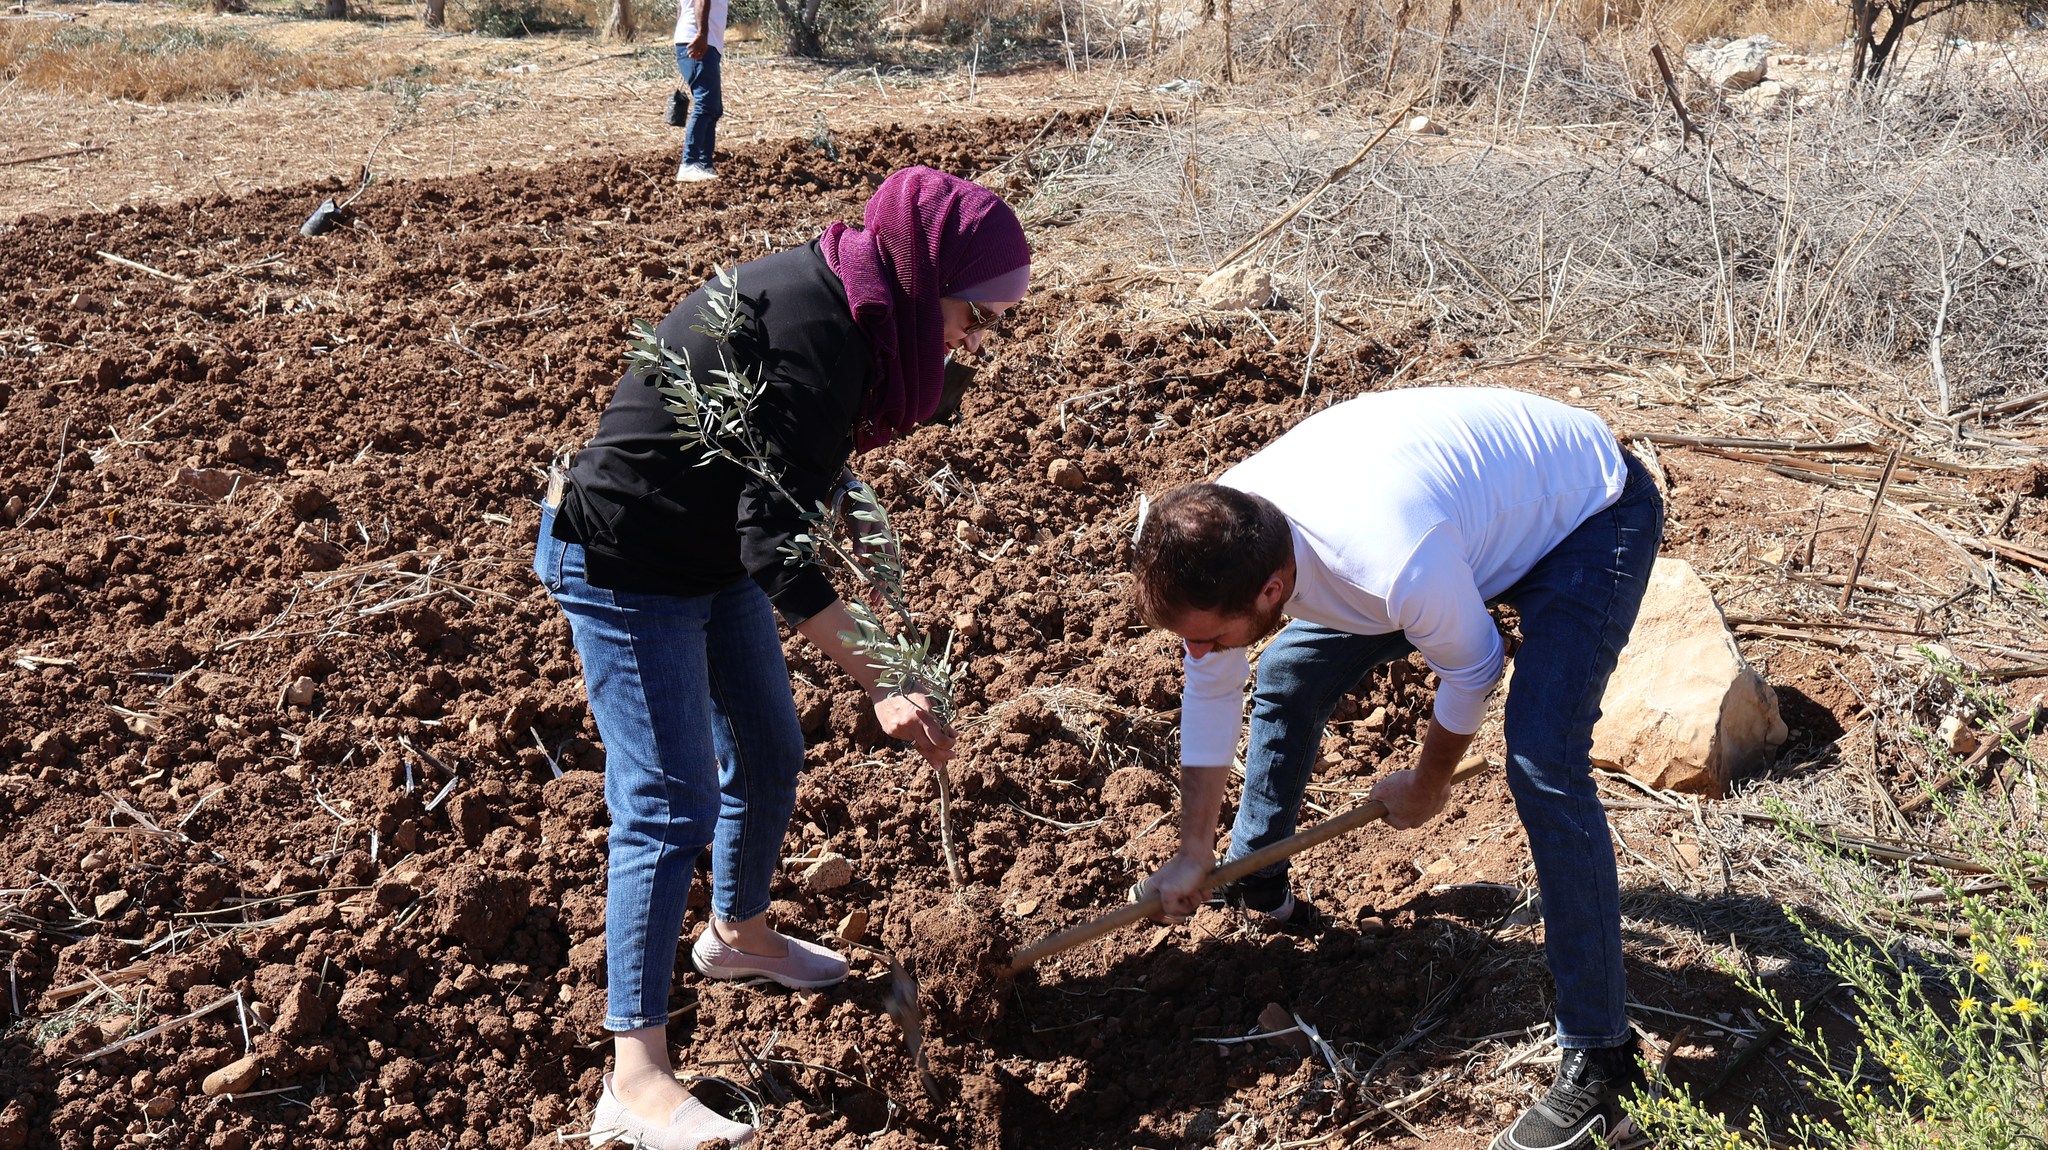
top-left (672, 0), bottom-right (725, 182)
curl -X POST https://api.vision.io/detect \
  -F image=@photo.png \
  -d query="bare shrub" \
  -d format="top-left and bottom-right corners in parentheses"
top-left (1066, 60), bottom-right (2048, 404)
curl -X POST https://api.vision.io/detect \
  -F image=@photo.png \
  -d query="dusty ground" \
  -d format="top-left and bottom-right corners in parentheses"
top-left (0, 0), bottom-right (1109, 222)
top-left (6, 10), bottom-right (2048, 1150)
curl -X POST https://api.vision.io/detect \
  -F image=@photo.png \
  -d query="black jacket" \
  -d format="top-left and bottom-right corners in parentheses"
top-left (549, 241), bottom-right (871, 623)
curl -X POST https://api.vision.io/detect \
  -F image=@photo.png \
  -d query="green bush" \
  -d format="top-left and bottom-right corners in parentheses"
top-left (1631, 678), bottom-right (2047, 1150)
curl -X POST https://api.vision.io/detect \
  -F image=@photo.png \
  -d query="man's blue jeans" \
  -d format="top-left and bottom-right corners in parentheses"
top-left (674, 45), bottom-right (723, 168)
top-left (1225, 454), bottom-right (1664, 1049)
top-left (534, 509), bottom-right (804, 1032)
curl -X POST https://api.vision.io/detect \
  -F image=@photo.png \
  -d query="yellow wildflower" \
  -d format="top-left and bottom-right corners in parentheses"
top-left (1958, 996), bottom-right (1979, 1012)
top-left (2003, 997), bottom-right (2039, 1019)
top-left (2016, 934), bottom-right (2035, 952)
top-left (1972, 952), bottom-right (1994, 974)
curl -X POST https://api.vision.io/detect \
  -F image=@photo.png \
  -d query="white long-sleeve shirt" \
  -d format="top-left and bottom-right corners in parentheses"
top-left (1179, 387), bottom-right (1628, 767)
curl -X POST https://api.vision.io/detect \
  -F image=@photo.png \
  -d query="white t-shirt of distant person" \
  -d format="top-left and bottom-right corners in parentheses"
top-left (674, 0), bottom-right (728, 49)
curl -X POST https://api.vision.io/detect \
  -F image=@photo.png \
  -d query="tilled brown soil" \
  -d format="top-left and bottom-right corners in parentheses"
top-left (1, 116), bottom-right (1845, 1150)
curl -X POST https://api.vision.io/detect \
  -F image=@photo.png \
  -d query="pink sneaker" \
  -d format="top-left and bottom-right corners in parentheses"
top-left (590, 1073), bottom-right (753, 1149)
top-left (691, 928), bottom-right (848, 989)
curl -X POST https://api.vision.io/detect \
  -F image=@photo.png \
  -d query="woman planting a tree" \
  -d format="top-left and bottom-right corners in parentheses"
top-left (534, 166), bottom-right (1030, 1148)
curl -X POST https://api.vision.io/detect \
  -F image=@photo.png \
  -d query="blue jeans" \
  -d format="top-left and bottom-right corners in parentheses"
top-left (674, 45), bottom-right (723, 167)
top-left (534, 508), bottom-right (804, 1032)
top-left (1226, 454), bottom-right (1664, 1049)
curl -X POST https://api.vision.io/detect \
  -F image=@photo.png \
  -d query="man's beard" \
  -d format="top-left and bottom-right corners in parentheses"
top-left (1236, 598), bottom-right (1288, 650)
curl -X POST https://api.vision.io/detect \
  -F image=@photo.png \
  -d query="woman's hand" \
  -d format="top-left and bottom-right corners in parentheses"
top-left (871, 688), bottom-right (956, 765)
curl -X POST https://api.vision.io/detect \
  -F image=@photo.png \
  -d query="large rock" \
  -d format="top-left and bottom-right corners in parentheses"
top-left (1589, 557), bottom-right (1786, 795)
top-left (1686, 36), bottom-right (1771, 91)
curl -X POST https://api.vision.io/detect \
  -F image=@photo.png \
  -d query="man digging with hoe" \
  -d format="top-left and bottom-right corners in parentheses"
top-left (1131, 386), bottom-right (1665, 1150)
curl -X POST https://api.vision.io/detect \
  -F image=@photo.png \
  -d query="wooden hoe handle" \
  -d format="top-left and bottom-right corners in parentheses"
top-left (1004, 756), bottom-right (1495, 975)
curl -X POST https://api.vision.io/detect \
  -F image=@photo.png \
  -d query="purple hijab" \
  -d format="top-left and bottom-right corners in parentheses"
top-left (818, 167), bottom-right (1030, 452)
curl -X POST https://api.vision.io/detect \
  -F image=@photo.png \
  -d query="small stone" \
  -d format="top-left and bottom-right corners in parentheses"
top-left (1047, 459), bottom-right (1086, 490)
top-left (171, 466), bottom-right (238, 501)
top-left (799, 853), bottom-right (854, 893)
top-left (835, 908), bottom-right (868, 944)
top-left (953, 520), bottom-right (983, 545)
top-left (283, 677), bottom-right (316, 707)
top-left (1361, 706), bottom-right (1387, 730)
top-left (1938, 715), bottom-right (1979, 757)
top-left (1685, 35), bottom-right (1771, 91)
top-left (951, 611), bottom-right (980, 640)
top-left (1011, 896), bottom-right (1040, 916)
top-left (1257, 1002), bottom-right (1312, 1055)
top-left (94, 890), bottom-right (130, 918)
top-left (202, 1053), bottom-right (262, 1097)
top-left (1195, 264), bottom-right (1274, 311)
top-left (141, 1095), bottom-right (175, 1120)
top-left (1405, 114), bottom-right (1447, 135)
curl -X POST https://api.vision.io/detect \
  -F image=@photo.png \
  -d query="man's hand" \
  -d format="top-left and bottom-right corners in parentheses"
top-left (872, 689), bottom-right (955, 765)
top-left (687, 32), bottom-right (710, 58)
top-left (1370, 767), bottom-right (1453, 830)
top-left (1138, 852), bottom-right (1213, 923)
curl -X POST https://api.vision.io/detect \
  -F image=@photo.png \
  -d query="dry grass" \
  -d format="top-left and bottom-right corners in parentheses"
top-left (855, 0), bottom-right (2035, 68)
top-left (1037, 0), bottom-right (2048, 404)
top-left (0, 20), bottom-right (419, 102)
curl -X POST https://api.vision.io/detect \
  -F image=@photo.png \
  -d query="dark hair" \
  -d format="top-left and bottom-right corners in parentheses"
top-left (1132, 484), bottom-right (1292, 626)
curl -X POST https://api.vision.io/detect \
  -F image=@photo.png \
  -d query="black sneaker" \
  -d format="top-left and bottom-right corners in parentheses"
top-left (1220, 872), bottom-right (1322, 931)
top-left (1490, 1041), bottom-right (1646, 1150)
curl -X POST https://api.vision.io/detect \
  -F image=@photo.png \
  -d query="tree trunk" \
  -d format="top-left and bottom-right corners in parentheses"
top-left (602, 0), bottom-right (636, 42)
top-left (770, 0), bottom-right (823, 56)
top-left (1847, 0), bottom-right (1876, 80)
top-left (1867, 6), bottom-right (1910, 80)
top-left (422, 0), bottom-right (446, 29)
top-left (323, 0), bottom-right (347, 18)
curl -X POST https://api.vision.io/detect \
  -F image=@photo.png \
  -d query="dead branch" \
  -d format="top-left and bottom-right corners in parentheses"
top-left (1843, 444), bottom-right (1900, 613)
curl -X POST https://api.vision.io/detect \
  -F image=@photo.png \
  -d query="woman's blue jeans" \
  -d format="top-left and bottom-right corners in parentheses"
top-left (534, 509), bottom-right (804, 1032)
top-left (1225, 454), bottom-right (1664, 1049)
top-left (673, 45), bottom-right (723, 167)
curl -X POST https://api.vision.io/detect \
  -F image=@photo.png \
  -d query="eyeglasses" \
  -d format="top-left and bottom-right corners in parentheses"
top-left (962, 300), bottom-right (1010, 336)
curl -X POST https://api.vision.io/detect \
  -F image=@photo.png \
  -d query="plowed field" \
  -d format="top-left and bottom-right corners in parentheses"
top-left (2, 115), bottom-right (1865, 1150)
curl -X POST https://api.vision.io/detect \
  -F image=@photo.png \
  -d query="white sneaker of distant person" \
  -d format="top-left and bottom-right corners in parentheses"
top-left (674, 162), bottom-right (718, 182)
